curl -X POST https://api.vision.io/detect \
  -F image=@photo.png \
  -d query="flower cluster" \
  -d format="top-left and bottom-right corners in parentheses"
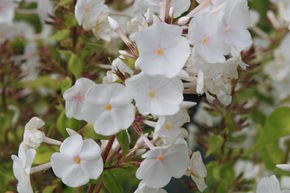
top-left (8, 0), bottom-right (259, 192)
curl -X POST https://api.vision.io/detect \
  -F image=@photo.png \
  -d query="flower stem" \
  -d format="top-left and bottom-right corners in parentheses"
top-left (30, 162), bottom-right (51, 174)
top-left (132, 122), bottom-right (154, 150)
top-left (94, 178), bottom-right (103, 193)
top-left (43, 137), bottom-right (62, 146)
top-left (102, 136), bottom-right (116, 162)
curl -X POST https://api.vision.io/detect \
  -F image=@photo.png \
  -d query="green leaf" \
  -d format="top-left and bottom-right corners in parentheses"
top-left (206, 135), bottom-right (224, 157)
top-left (56, 110), bottom-right (82, 137)
top-left (246, 107), bottom-right (290, 155)
top-left (116, 130), bottom-right (130, 155)
top-left (61, 77), bottom-right (72, 94)
top-left (68, 53), bottom-right (84, 78)
top-left (50, 29), bottom-right (70, 41)
top-left (43, 185), bottom-right (57, 193)
top-left (103, 170), bottom-right (124, 193)
top-left (14, 76), bottom-right (61, 90)
top-left (258, 142), bottom-right (284, 170)
top-left (55, 0), bottom-right (73, 9)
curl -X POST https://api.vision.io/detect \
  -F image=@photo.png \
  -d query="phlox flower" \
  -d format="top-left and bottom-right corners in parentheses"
top-left (23, 117), bottom-right (45, 149)
top-left (257, 175), bottom-right (290, 193)
top-left (222, 0), bottom-right (252, 53)
top-left (135, 22), bottom-right (190, 78)
top-left (11, 143), bottom-right (36, 193)
top-left (51, 133), bottom-right (103, 187)
top-left (0, 0), bottom-right (15, 23)
top-left (136, 139), bottom-right (189, 188)
top-left (125, 73), bottom-right (183, 116)
top-left (145, 0), bottom-right (191, 18)
top-left (134, 182), bottom-right (168, 193)
top-left (189, 11), bottom-right (229, 63)
top-left (154, 109), bottom-right (190, 141)
top-left (75, 0), bottom-right (108, 31)
top-left (188, 151), bottom-right (207, 192)
top-left (82, 83), bottom-right (135, 136)
top-left (63, 78), bottom-right (95, 120)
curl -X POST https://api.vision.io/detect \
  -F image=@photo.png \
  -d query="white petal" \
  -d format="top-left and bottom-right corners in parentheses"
top-left (50, 153), bottom-right (75, 178)
top-left (60, 134), bottom-right (83, 157)
top-left (257, 175), bottom-right (281, 193)
top-left (62, 164), bottom-right (90, 187)
top-left (81, 157), bottom-right (103, 179)
top-left (79, 139), bottom-right (102, 160)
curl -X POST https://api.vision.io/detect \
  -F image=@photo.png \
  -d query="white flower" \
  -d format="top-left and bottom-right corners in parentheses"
top-left (154, 109), bottom-right (190, 141)
top-left (189, 11), bottom-right (229, 63)
top-left (0, 0), bottom-right (15, 23)
top-left (75, 0), bottom-right (108, 31)
top-left (135, 22), bottom-right (190, 78)
top-left (26, 0), bottom-right (53, 23)
top-left (256, 175), bottom-right (290, 193)
top-left (145, 0), bottom-right (191, 18)
top-left (125, 73), bottom-right (184, 116)
top-left (63, 78), bottom-right (95, 120)
top-left (222, 0), bottom-right (252, 53)
top-left (51, 133), bottom-right (103, 187)
top-left (134, 182), bottom-right (168, 193)
top-left (188, 151), bottom-right (207, 192)
top-left (277, 163), bottom-right (290, 171)
top-left (11, 143), bottom-right (35, 193)
top-left (186, 53), bottom-right (240, 106)
top-left (136, 139), bottom-right (189, 188)
top-left (234, 160), bottom-right (260, 180)
top-left (112, 58), bottom-right (133, 75)
top-left (103, 58), bottom-right (133, 84)
top-left (82, 83), bottom-right (135, 136)
top-left (23, 117), bottom-right (45, 149)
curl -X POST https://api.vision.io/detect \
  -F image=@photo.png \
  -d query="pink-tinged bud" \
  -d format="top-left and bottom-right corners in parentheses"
top-left (177, 16), bottom-right (190, 25)
top-left (145, 9), bottom-right (153, 25)
top-left (169, 7), bottom-right (174, 18)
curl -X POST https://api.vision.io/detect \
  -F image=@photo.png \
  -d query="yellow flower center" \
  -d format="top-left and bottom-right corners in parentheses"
top-left (148, 90), bottom-right (156, 98)
top-left (105, 103), bottom-right (112, 111)
top-left (225, 25), bottom-right (230, 33)
top-left (202, 36), bottom-right (208, 45)
top-left (157, 155), bottom-right (164, 161)
top-left (156, 48), bottom-right (164, 56)
top-left (74, 156), bottom-right (81, 164)
top-left (164, 122), bottom-right (171, 131)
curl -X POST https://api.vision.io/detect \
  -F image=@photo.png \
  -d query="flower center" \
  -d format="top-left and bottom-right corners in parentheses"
top-left (73, 92), bottom-right (84, 103)
top-left (225, 25), bottom-right (230, 33)
top-left (74, 156), bottom-right (81, 164)
top-left (202, 36), bottom-right (208, 45)
top-left (105, 103), bottom-right (112, 111)
top-left (148, 90), bottom-right (156, 98)
top-left (24, 171), bottom-right (28, 177)
top-left (156, 48), bottom-right (164, 56)
top-left (164, 122), bottom-right (171, 131)
top-left (157, 155), bottom-right (164, 161)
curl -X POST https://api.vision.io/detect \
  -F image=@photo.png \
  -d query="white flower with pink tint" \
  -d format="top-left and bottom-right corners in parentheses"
top-left (136, 139), bottom-right (189, 188)
top-left (63, 78), bottom-right (95, 120)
